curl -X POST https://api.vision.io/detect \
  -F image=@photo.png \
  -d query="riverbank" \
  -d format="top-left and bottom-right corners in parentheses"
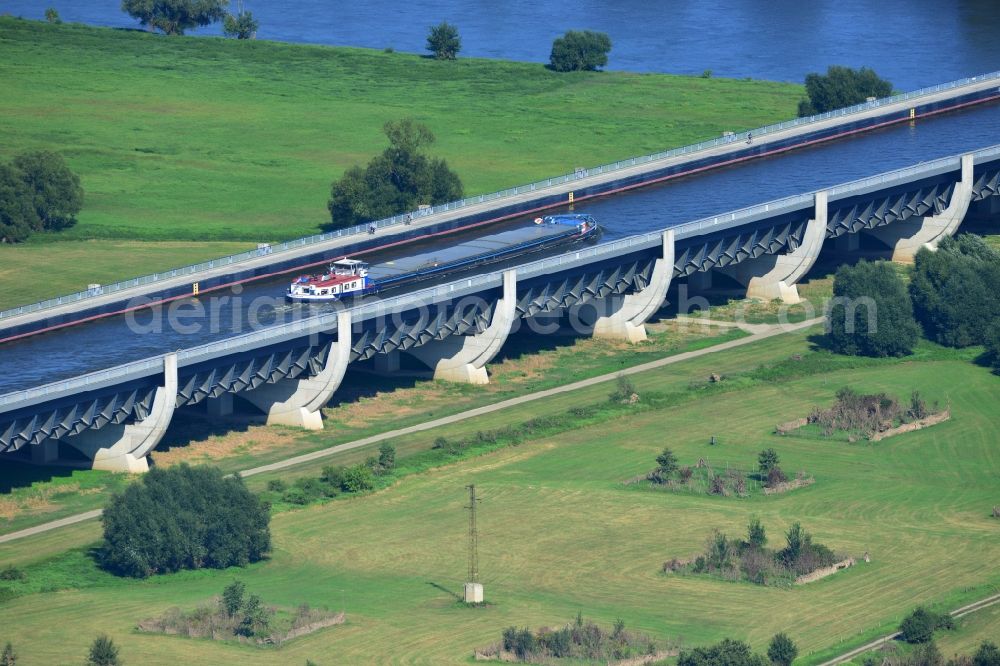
top-left (0, 17), bottom-right (802, 308)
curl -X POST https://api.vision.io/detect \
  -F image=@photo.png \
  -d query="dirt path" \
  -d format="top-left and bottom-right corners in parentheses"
top-left (0, 317), bottom-right (823, 545)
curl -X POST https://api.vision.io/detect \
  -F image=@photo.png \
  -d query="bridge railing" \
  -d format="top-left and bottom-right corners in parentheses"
top-left (5, 141), bottom-right (1000, 413)
top-left (2, 70), bottom-right (998, 324)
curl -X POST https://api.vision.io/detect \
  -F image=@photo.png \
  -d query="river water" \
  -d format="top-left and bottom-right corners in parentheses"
top-left (5, 0), bottom-right (1000, 89)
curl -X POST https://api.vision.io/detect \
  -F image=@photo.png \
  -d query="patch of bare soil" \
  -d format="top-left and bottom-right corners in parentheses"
top-left (868, 410), bottom-right (951, 442)
top-left (153, 426), bottom-right (299, 466)
top-left (794, 558), bottom-right (856, 584)
top-left (762, 477), bottom-right (816, 495)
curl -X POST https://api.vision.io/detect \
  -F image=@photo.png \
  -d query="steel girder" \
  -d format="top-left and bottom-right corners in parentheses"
top-left (826, 181), bottom-right (955, 239)
top-left (351, 296), bottom-right (497, 361)
top-left (971, 167), bottom-right (1000, 202)
top-left (516, 255), bottom-right (657, 317)
top-left (175, 340), bottom-right (333, 407)
top-left (674, 218), bottom-right (811, 277)
top-left (0, 385), bottom-right (158, 452)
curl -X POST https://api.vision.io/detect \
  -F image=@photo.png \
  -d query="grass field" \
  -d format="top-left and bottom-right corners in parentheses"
top-left (0, 325), bottom-right (997, 664)
top-left (0, 17), bottom-right (802, 307)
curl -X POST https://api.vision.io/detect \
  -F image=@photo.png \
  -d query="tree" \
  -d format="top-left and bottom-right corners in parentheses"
top-left (757, 448), bottom-right (780, 474)
top-left (378, 443), bottom-right (396, 472)
top-left (12, 151), bottom-right (83, 232)
top-left (974, 641), bottom-right (1000, 666)
top-left (100, 464), bottom-right (271, 577)
top-left (223, 1), bottom-right (258, 39)
top-left (747, 517), bottom-right (767, 550)
top-left (44, 8), bottom-right (61, 23)
top-left (222, 579), bottom-right (246, 618)
top-left (0, 163), bottom-right (37, 243)
top-left (900, 607), bottom-right (937, 644)
top-left (340, 464), bottom-right (376, 493)
top-left (910, 236), bottom-right (1000, 348)
top-left (549, 30), bottom-right (612, 72)
top-left (652, 447), bottom-right (678, 483)
top-left (236, 593), bottom-right (270, 637)
top-left (86, 635), bottom-right (121, 666)
top-left (0, 642), bottom-right (15, 666)
top-left (985, 321), bottom-right (1000, 375)
top-left (426, 22), bottom-right (461, 60)
top-left (679, 638), bottom-right (769, 666)
top-left (121, 0), bottom-right (227, 35)
top-left (326, 119), bottom-right (463, 230)
top-left (828, 260), bottom-right (919, 357)
top-left (797, 66), bottom-right (893, 116)
top-left (767, 633), bottom-right (798, 666)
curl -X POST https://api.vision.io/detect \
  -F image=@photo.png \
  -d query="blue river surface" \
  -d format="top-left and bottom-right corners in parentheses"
top-left (4, 0), bottom-right (1000, 89)
top-left (2, 99), bottom-right (999, 394)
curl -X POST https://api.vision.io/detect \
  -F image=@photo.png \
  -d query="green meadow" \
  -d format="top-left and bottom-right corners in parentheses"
top-left (0, 325), bottom-right (997, 664)
top-left (0, 17), bottom-right (802, 308)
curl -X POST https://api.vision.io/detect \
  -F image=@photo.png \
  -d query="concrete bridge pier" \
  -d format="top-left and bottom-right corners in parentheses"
top-left (590, 230), bottom-right (675, 343)
top-left (242, 311), bottom-right (352, 430)
top-left (61, 353), bottom-right (178, 473)
top-left (722, 191), bottom-right (828, 304)
top-left (868, 154), bottom-right (973, 262)
top-left (408, 270), bottom-right (517, 383)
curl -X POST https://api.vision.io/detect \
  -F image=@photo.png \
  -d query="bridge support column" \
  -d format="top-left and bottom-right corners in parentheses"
top-left (590, 230), bottom-right (675, 343)
top-left (868, 154), bottom-right (973, 262)
top-left (722, 192), bottom-right (827, 304)
top-left (63, 353), bottom-right (178, 473)
top-left (835, 232), bottom-right (859, 253)
top-left (408, 270), bottom-right (517, 384)
top-left (31, 440), bottom-right (59, 465)
top-left (373, 351), bottom-right (400, 374)
top-left (242, 311), bottom-right (352, 430)
top-left (206, 393), bottom-right (233, 418)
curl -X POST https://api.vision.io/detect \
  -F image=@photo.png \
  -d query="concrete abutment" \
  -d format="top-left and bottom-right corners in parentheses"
top-left (242, 310), bottom-right (352, 429)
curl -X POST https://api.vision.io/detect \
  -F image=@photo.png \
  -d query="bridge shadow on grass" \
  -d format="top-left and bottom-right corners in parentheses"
top-left (154, 406), bottom-right (261, 454)
top-left (0, 458), bottom-right (81, 494)
top-left (326, 367), bottom-right (424, 410)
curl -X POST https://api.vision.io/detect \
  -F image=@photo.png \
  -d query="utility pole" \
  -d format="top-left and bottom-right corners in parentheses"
top-left (464, 484), bottom-right (483, 603)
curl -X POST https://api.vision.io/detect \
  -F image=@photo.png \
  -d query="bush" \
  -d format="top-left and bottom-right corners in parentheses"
top-left (828, 260), bottom-right (919, 357)
top-left (610, 374), bottom-right (637, 403)
top-left (797, 66), bottom-right (892, 116)
top-left (0, 151), bottom-right (83, 243)
top-left (0, 566), bottom-right (24, 581)
top-left (223, 5), bottom-right (258, 39)
top-left (650, 447), bottom-right (678, 483)
top-left (985, 322), bottom-right (1000, 374)
top-left (426, 22), bottom-right (461, 59)
top-left (326, 118), bottom-right (463, 230)
top-left (766, 466), bottom-right (788, 487)
top-left (974, 641), bottom-right (1000, 666)
top-left (679, 638), bottom-right (769, 666)
top-left (767, 633), bottom-right (798, 666)
top-left (910, 236), bottom-right (1000, 348)
top-left (86, 634), bottom-right (120, 666)
top-left (266, 479), bottom-right (287, 493)
top-left (549, 30), bottom-right (612, 72)
top-left (0, 641), bottom-right (15, 666)
top-left (340, 464), bottom-right (376, 493)
top-left (44, 8), bottom-right (60, 23)
top-left (899, 607), bottom-right (952, 644)
top-left (758, 448), bottom-right (780, 473)
top-left (100, 464), bottom-right (271, 578)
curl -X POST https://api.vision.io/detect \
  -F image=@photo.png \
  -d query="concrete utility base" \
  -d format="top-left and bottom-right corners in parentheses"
top-left (464, 582), bottom-right (484, 603)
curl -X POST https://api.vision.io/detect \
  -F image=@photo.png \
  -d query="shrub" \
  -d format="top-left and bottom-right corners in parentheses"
top-left (222, 2), bottom-right (258, 39)
top-left (610, 374), bottom-right (637, 403)
top-left (341, 464), bottom-right (376, 493)
top-left (0, 641), bottom-right (15, 666)
top-left (767, 633), bottom-right (798, 666)
top-left (650, 447), bottom-right (678, 483)
top-left (910, 236), bottom-right (1000, 348)
top-left (797, 66), bottom-right (892, 116)
top-left (985, 322), bottom-right (1000, 374)
top-left (377, 443), bottom-right (396, 473)
top-left (320, 465), bottom-right (345, 489)
top-left (758, 448), bottom-right (780, 473)
top-left (549, 30), bottom-right (612, 72)
top-left (326, 118), bottom-right (462, 230)
top-left (426, 22), bottom-right (461, 59)
top-left (766, 466), bottom-right (788, 487)
top-left (100, 464), bottom-right (271, 578)
top-left (679, 638), bottom-right (769, 666)
top-left (222, 580), bottom-right (245, 618)
top-left (0, 566), bottom-right (24, 581)
top-left (899, 607), bottom-right (953, 644)
top-left (44, 8), bottom-right (60, 23)
top-left (0, 151), bottom-right (83, 243)
top-left (86, 634), bottom-right (120, 666)
top-left (747, 517), bottom-right (767, 549)
top-left (973, 641), bottom-right (1000, 666)
top-left (828, 260), bottom-right (919, 357)
top-left (266, 479), bottom-right (287, 493)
